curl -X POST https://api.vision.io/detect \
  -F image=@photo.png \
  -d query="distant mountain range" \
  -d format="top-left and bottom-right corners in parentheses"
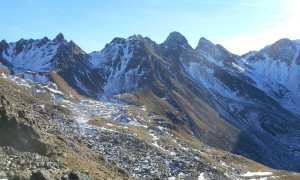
top-left (1, 32), bottom-right (300, 172)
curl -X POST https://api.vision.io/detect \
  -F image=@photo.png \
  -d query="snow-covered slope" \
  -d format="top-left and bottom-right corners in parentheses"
top-left (89, 35), bottom-right (160, 95)
top-left (0, 34), bottom-right (69, 72)
top-left (241, 39), bottom-right (300, 113)
top-left (176, 36), bottom-right (300, 171)
top-left (0, 34), bottom-right (104, 96)
top-left (2, 39), bottom-right (59, 71)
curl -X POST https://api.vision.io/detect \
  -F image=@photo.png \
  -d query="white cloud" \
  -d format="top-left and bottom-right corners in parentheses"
top-left (285, 0), bottom-right (300, 28)
top-left (268, 14), bottom-right (286, 19)
top-left (219, 28), bottom-right (288, 55)
top-left (218, 0), bottom-right (300, 55)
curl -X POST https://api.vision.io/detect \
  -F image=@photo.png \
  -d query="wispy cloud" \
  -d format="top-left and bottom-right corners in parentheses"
top-left (216, 0), bottom-right (299, 55)
top-left (219, 28), bottom-right (279, 55)
top-left (219, 23), bottom-right (299, 55)
top-left (268, 14), bottom-right (286, 19)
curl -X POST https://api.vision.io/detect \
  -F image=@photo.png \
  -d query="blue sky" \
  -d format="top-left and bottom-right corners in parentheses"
top-left (0, 0), bottom-right (299, 54)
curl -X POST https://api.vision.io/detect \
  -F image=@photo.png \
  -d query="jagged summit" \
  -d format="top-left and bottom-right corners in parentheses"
top-left (107, 34), bottom-right (145, 45)
top-left (40, 36), bottom-right (49, 44)
top-left (16, 38), bottom-right (25, 44)
top-left (0, 33), bottom-right (88, 74)
top-left (1, 39), bottom-right (8, 44)
top-left (244, 37), bottom-right (300, 65)
top-left (163, 31), bottom-right (189, 47)
top-left (0, 40), bottom-right (9, 52)
top-left (54, 32), bottom-right (65, 42)
top-left (128, 34), bottom-right (144, 40)
top-left (198, 37), bottom-right (214, 45)
top-left (196, 37), bottom-right (216, 52)
top-left (258, 38), bottom-right (294, 53)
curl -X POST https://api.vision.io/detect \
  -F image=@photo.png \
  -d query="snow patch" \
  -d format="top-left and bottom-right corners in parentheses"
top-left (232, 62), bottom-right (245, 73)
top-left (241, 171), bottom-right (272, 177)
top-left (198, 173), bottom-right (207, 180)
top-left (2, 39), bottom-right (61, 71)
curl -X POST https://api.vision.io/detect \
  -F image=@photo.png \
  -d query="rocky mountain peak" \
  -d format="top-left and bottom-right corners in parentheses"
top-left (108, 34), bottom-right (141, 43)
top-left (1, 39), bottom-right (8, 45)
top-left (196, 37), bottom-right (216, 53)
top-left (17, 38), bottom-right (25, 43)
top-left (68, 40), bottom-right (86, 54)
top-left (195, 37), bottom-right (235, 66)
top-left (198, 37), bottom-right (214, 45)
top-left (109, 37), bottom-right (126, 45)
top-left (54, 33), bottom-right (65, 42)
top-left (128, 34), bottom-right (143, 40)
top-left (262, 38), bottom-right (299, 64)
top-left (272, 38), bottom-right (293, 47)
top-left (0, 40), bottom-right (9, 53)
top-left (163, 31), bottom-right (189, 47)
top-left (36, 37), bottom-right (50, 47)
top-left (41, 36), bottom-right (49, 42)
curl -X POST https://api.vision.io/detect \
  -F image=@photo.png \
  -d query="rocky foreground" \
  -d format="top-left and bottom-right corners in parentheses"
top-left (0, 76), bottom-right (125, 179)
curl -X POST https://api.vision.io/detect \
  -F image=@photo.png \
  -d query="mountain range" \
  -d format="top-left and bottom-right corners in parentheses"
top-left (0, 32), bottom-right (300, 178)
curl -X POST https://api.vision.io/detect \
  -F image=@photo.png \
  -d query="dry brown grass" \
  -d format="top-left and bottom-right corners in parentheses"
top-left (0, 78), bottom-right (43, 104)
top-left (160, 136), bottom-right (179, 148)
top-left (50, 72), bottom-right (84, 100)
top-left (0, 66), bottom-right (11, 75)
top-left (88, 115), bottom-right (153, 142)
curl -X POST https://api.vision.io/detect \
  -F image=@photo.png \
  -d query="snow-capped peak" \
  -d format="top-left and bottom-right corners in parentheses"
top-left (0, 34), bottom-right (75, 72)
top-left (1, 40), bottom-right (58, 71)
top-left (89, 34), bottom-right (153, 68)
top-left (241, 38), bottom-right (300, 113)
top-left (259, 38), bottom-right (297, 62)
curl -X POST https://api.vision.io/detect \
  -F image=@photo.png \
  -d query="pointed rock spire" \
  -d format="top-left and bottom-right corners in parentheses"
top-left (54, 33), bottom-right (65, 42)
top-left (164, 31), bottom-right (189, 46)
top-left (1, 39), bottom-right (8, 44)
top-left (196, 37), bottom-right (215, 51)
top-left (197, 37), bottom-right (231, 55)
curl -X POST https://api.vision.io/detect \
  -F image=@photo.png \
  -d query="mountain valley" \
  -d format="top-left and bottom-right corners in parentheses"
top-left (0, 32), bottom-right (300, 179)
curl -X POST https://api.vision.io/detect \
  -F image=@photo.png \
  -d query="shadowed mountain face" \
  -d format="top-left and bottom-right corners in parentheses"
top-left (1, 32), bottom-right (300, 172)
